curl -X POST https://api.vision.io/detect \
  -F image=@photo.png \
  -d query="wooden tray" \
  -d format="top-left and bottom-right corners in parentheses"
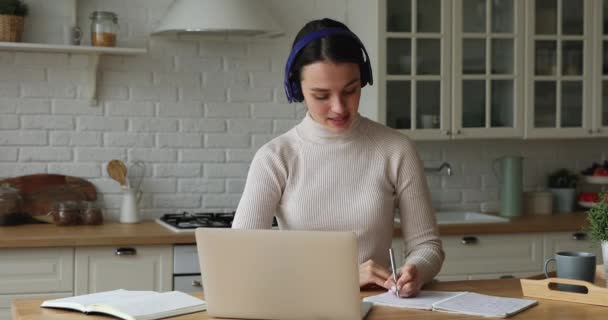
top-left (521, 265), bottom-right (608, 307)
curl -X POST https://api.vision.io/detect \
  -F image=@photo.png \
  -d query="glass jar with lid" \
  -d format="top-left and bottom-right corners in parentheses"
top-left (89, 11), bottom-right (118, 47)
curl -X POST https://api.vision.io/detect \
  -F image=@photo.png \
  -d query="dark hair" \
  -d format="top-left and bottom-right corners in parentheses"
top-left (289, 18), bottom-right (365, 83)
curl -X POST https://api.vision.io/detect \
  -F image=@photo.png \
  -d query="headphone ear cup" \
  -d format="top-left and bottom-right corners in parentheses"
top-left (290, 80), bottom-right (303, 102)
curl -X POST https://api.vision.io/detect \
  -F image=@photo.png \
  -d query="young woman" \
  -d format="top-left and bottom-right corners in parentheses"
top-left (232, 18), bottom-right (444, 297)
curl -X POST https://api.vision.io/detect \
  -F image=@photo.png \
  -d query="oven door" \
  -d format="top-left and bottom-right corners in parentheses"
top-left (173, 274), bottom-right (203, 292)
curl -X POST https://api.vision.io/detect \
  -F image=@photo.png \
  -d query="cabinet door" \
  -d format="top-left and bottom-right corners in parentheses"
top-left (75, 245), bottom-right (173, 295)
top-left (453, 0), bottom-right (525, 139)
top-left (0, 248), bottom-right (73, 294)
top-left (381, 0), bottom-right (452, 140)
top-left (1, 292), bottom-right (71, 320)
top-left (543, 231), bottom-right (603, 263)
top-left (594, 0), bottom-right (608, 136)
top-left (438, 233), bottom-right (544, 277)
top-left (525, 0), bottom-right (593, 138)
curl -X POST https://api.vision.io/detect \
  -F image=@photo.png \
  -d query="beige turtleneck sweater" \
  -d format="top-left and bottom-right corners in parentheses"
top-left (232, 113), bottom-right (444, 284)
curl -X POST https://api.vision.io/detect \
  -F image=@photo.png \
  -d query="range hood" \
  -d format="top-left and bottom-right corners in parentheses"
top-left (152, 0), bottom-right (283, 37)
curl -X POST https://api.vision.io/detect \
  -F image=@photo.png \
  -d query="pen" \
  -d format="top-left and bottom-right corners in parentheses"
top-left (389, 248), bottom-right (400, 297)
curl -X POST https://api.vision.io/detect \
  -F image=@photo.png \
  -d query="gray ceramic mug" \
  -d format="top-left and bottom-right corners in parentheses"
top-left (544, 251), bottom-right (596, 293)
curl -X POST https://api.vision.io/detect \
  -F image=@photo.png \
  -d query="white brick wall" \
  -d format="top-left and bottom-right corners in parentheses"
top-left (1, 0), bottom-right (607, 221)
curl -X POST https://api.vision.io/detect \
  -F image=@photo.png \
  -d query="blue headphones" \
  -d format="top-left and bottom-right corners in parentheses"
top-left (283, 27), bottom-right (373, 103)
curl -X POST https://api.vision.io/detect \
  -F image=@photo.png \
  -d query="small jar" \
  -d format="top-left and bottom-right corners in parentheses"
top-left (89, 11), bottom-right (118, 47)
top-left (81, 201), bottom-right (103, 225)
top-left (51, 201), bottom-right (82, 226)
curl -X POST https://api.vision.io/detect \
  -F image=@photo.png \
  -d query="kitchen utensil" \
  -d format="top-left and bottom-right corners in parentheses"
top-left (492, 156), bottom-right (524, 217)
top-left (0, 174), bottom-right (97, 221)
top-left (120, 187), bottom-right (141, 223)
top-left (107, 160), bottom-right (127, 187)
top-left (127, 161), bottom-right (145, 193)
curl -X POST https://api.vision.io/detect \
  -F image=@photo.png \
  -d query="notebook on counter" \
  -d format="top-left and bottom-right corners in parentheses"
top-left (364, 290), bottom-right (537, 318)
top-left (40, 289), bottom-right (206, 320)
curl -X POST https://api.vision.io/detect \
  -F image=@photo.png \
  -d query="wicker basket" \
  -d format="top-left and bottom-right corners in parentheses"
top-left (0, 15), bottom-right (25, 42)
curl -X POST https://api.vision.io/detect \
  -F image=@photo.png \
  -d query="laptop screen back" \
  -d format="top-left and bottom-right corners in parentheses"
top-left (195, 228), bottom-right (361, 320)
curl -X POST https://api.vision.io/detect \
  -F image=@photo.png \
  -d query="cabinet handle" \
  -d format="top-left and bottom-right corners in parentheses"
top-left (588, 129), bottom-right (594, 135)
top-left (192, 280), bottom-right (202, 287)
top-left (597, 129), bottom-right (602, 134)
top-left (461, 236), bottom-right (478, 245)
top-left (572, 232), bottom-right (587, 240)
top-left (115, 247), bottom-right (137, 256)
top-left (455, 129), bottom-right (462, 135)
top-left (444, 130), bottom-right (451, 136)
top-left (500, 275), bottom-right (515, 279)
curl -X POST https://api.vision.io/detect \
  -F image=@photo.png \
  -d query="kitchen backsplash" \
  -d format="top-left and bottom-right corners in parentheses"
top-left (1, 0), bottom-right (607, 219)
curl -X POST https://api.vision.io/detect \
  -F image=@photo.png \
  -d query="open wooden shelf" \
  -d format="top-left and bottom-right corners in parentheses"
top-left (0, 42), bottom-right (146, 55)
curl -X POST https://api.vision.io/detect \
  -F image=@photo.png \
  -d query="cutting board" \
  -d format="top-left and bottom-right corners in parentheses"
top-left (0, 174), bottom-right (97, 220)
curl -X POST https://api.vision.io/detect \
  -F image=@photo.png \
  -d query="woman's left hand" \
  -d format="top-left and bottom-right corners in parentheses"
top-left (384, 264), bottom-right (423, 297)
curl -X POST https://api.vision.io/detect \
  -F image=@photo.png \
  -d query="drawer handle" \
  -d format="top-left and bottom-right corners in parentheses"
top-left (461, 236), bottom-right (478, 245)
top-left (192, 280), bottom-right (202, 287)
top-left (500, 275), bottom-right (515, 279)
top-left (572, 232), bottom-right (587, 241)
top-left (115, 247), bottom-right (137, 256)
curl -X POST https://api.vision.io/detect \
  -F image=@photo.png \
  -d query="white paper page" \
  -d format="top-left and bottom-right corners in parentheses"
top-left (433, 292), bottom-right (537, 318)
top-left (101, 291), bottom-right (206, 319)
top-left (363, 291), bottom-right (465, 310)
top-left (41, 289), bottom-right (155, 309)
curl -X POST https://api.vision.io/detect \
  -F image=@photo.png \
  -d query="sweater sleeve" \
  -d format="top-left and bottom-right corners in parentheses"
top-left (232, 146), bottom-right (288, 229)
top-left (395, 140), bottom-right (445, 284)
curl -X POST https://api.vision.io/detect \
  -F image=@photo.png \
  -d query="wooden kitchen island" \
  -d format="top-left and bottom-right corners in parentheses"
top-left (11, 278), bottom-right (608, 319)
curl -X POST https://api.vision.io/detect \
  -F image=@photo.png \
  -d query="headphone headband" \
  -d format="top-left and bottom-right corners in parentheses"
top-left (283, 27), bottom-right (373, 103)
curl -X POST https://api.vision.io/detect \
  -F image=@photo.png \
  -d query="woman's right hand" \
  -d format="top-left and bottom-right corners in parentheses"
top-left (359, 259), bottom-right (392, 289)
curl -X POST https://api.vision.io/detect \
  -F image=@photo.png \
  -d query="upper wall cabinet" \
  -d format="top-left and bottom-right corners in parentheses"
top-left (380, 0), bottom-right (453, 140)
top-left (380, 0), bottom-right (525, 140)
top-left (524, 0), bottom-right (593, 138)
top-left (453, 0), bottom-right (525, 139)
top-left (380, 0), bottom-right (608, 140)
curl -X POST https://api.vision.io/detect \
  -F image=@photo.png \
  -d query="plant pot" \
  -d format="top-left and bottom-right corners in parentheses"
top-left (548, 188), bottom-right (576, 213)
top-left (0, 15), bottom-right (25, 42)
top-left (603, 241), bottom-right (608, 276)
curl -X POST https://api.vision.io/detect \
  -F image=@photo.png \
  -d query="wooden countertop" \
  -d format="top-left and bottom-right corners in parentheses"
top-left (12, 278), bottom-right (608, 319)
top-left (0, 212), bottom-right (589, 249)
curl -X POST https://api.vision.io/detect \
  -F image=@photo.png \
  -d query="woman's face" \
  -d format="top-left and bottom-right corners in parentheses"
top-left (300, 61), bottom-right (361, 133)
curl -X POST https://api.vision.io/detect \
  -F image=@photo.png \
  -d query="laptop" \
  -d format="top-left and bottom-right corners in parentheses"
top-left (195, 228), bottom-right (373, 320)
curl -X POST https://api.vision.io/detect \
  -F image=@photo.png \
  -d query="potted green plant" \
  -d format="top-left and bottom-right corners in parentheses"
top-left (585, 192), bottom-right (608, 275)
top-left (0, 0), bottom-right (28, 42)
top-left (548, 169), bottom-right (578, 213)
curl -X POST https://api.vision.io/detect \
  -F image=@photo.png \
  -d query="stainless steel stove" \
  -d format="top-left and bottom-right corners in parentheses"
top-left (156, 212), bottom-right (235, 233)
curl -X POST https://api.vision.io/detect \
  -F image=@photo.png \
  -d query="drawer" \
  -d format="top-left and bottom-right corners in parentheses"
top-left (439, 233), bottom-right (543, 276)
top-left (0, 248), bottom-right (74, 294)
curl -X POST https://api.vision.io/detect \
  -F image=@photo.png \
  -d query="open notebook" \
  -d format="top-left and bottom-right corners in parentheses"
top-left (364, 290), bottom-right (537, 318)
top-left (40, 289), bottom-right (206, 320)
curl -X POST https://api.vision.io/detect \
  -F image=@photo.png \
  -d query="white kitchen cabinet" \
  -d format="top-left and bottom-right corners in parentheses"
top-left (380, 0), bottom-right (526, 140)
top-left (543, 231), bottom-right (604, 264)
top-left (592, 0), bottom-right (608, 136)
top-left (438, 233), bottom-right (544, 278)
top-left (380, 0), bottom-right (453, 140)
top-left (0, 248), bottom-right (74, 295)
top-left (74, 245), bottom-right (173, 295)
top-left (524, 0), bottom-right (594, 138)
top-left (0, 248), bottom-right (73, 320)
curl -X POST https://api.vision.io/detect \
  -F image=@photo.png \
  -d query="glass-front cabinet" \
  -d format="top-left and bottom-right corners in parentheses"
top-left (453, 0), bottom-right (525, 138)
top-left (595, 0), bottom-right (608, 136)
top-left (381, 0), bottom-right (606, 140)
top-left (381, 0), bottom-right (452, 140)
top-left (525, 0), bottom-right (594, 138)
